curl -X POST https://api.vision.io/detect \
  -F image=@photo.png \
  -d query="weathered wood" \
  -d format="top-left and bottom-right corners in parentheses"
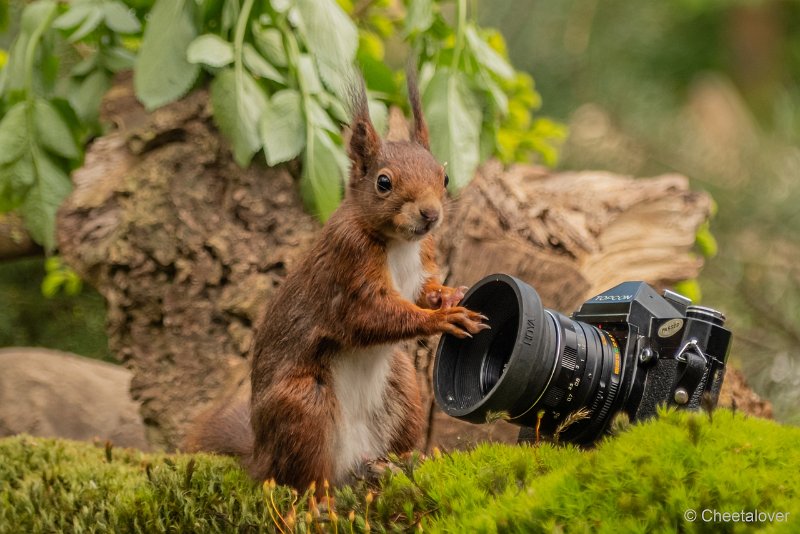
top-left (57, 81), bottom-right (724, 450)
top-left (440, 162), bottom-right (709, 310)
top-left (0, 213), bottom-right (41, 260)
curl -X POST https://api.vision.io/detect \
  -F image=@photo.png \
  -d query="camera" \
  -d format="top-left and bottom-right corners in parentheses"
top-left (433, 274), bottom-right (732, 444)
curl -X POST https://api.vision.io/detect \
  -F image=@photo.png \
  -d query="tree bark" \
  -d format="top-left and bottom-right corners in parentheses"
top-left (58, 79), bottom-right (726, 450)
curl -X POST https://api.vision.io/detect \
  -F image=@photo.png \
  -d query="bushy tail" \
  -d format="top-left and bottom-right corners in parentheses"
top-left (185, 367), bottom-right (253, 461)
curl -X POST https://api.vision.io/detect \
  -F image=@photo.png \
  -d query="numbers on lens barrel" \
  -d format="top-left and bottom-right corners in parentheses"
top-left (567, 377), bottom-right (581, 392)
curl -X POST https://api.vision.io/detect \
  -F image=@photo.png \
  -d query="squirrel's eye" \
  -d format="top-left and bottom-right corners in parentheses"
top-left (377, 174), bottom-right (392, 193)
top-left (444, 174), bottom-right (450, 188)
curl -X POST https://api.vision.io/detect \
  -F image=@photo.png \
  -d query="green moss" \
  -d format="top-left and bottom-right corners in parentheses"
top-left (1, 409), bottom-right (798, 533)
top-left (416, 409), bottom-right (800, 533)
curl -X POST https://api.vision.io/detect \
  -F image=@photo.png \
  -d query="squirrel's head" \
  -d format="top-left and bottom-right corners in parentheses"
top-left (347, 68), bottom-right (447, 243)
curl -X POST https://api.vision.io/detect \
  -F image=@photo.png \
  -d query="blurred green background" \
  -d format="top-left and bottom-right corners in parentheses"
top-left (2, 0), bottom-right (799, 421)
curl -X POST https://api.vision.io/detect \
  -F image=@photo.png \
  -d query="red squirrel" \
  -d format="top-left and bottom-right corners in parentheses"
top-left (187, 71), bottom-right (488, 491)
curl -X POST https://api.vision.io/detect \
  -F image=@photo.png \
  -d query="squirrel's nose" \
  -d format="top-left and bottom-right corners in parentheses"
top-left (420, 208), bottom-right (440, 223)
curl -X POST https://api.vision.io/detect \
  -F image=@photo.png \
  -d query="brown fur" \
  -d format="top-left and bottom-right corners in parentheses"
top-left (186, 70), bottom-right (486, 492)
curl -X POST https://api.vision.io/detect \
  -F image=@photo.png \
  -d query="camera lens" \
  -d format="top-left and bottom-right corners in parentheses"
top-left (479, 317), bottom-right (516, 395)
top-left (434, 274), bottom-right (623, 442)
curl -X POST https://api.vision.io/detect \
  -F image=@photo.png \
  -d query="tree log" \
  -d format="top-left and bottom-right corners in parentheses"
top-left (0, 213), bottom-right (41, 260)
top-left (57, 80), bottom-right (726, 450)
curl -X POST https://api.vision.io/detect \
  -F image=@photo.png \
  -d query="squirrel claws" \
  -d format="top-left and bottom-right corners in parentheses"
top-left (450, 327), bottom-right (471, 339)
top-left (435, 305), bottom-right (489, 337)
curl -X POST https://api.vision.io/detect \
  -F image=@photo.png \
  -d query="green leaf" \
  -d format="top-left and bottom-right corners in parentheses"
top-left (302, 128), bottom-right (346, 221)
top-left (187, 34), bottom-right (234, 68)
top-left (357, 52), bottom-right (397, 96)
top-left (41, 270), bottom-right (66, 297)
top-left (464, 25), bottom-right (514, 80)
top-left (102, 1), bottom-right (141, 34)
top-left (317, 92), bottom-right (348, 124)
top-left (64, 271), bottom-right (83, 295)
top-left (69, 70), bottom-right (110, 123)
top-left (20, 150), bottom-right (72, 251)
top-left (134, 0), bottom-right (200, 110)
top-left (70, 52), bottom-right (99, 77)
top-left (100, 46), bottom-right (136, 72)
top-left (479, 119), bottom-right (496, 163)
top-left (34, 99), bottom-right (79, 159)
top-left (297, 54), bottom-right (322, 95)
top-left (1, 33), bottom-right (29, 97)
top-left (294, 0), bottom-right (358, 99)
top-left (272, 0), bottom-right (292, 14)
top-left (484, 78), bottom-right (509, 115)
top-left (695, 221), bottom-right (718, 258)
top-left (210, 68), bottom-right (268, 167)
top-left (423, 69), bottom-right (482, 191)
top-left (41, 255), bottom-right (83, 297)
top-left (67, 8), bottom-right (104, 42)
top-left (0, 102), bottom-right (30, 165)
top-left (221, 0), bottom-right (239, 34)
top-left (368, 99), bottom-right (388, 136)
top-left (405, 0), bottom-right (434, 36)
top-left (307, 97), bottom-right (338, 133)
top-left (52, 4), bottom-right (93, 31)
top-left (260, 89), bottom-right (305, 166)
top-left (21, 0), bottom-right (57, 35)
top-left (44, 255), bottom-right (60, 272)
top-left (6, 1), bottom-right (58, 97)
top-left (242, 43), bottom-right (284, 83)
top-left (252, 24), bottom-right (287, 67)
top-left (0, 155), bottom-right (35, 212)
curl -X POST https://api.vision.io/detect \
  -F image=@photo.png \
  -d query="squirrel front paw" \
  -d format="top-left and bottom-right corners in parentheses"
top-left (432, 306), bottom-right (490, 339)
top-left (425, 285), bottom-right (468, 309)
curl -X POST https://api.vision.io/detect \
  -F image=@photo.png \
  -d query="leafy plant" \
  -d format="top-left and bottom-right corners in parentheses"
top-left (407, 0), bottom-right (567, 188)
top-left (0, 0), bottom-right (564, 251)
top-left (0, 0), bottom-right (139, 252)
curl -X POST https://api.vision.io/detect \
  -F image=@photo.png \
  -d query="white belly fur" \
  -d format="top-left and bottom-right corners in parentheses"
top-left (386, 240), bottom-right (426, 302)
top-left (330, 239), bottom-right (427, 480)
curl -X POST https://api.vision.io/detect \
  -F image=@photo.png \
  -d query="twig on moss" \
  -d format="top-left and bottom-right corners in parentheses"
top-left (535, 410), bottom-right (545, 445)
top-left (264, 479), bottom-right (288, 534)
top-left (553, 408), bottom-right (591, 444)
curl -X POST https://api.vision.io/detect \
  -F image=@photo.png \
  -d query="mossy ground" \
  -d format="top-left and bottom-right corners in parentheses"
top-left (1, 409), bottom-right (798, 533)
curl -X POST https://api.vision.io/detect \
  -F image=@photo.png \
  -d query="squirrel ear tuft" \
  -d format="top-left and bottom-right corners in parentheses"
top-left (348, 74), bottom-right (381, 176)
top-left (406, 62), bottom-right (430, 150)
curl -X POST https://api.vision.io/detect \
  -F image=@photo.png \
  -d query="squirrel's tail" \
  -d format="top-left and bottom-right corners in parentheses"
top-left (184, 366), bottom-right (254, 461)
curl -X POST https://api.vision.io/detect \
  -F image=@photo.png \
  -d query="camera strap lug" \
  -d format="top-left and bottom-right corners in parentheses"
top-left (672, 339), bottom-right (707, 405)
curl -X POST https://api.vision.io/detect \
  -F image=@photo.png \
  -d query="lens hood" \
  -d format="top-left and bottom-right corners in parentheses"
top-left (433, 274), bottom-right (558, 424)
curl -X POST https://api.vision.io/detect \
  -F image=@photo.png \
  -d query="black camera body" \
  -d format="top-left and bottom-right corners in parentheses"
top-left (433, 274), bottom-right (732, 444)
